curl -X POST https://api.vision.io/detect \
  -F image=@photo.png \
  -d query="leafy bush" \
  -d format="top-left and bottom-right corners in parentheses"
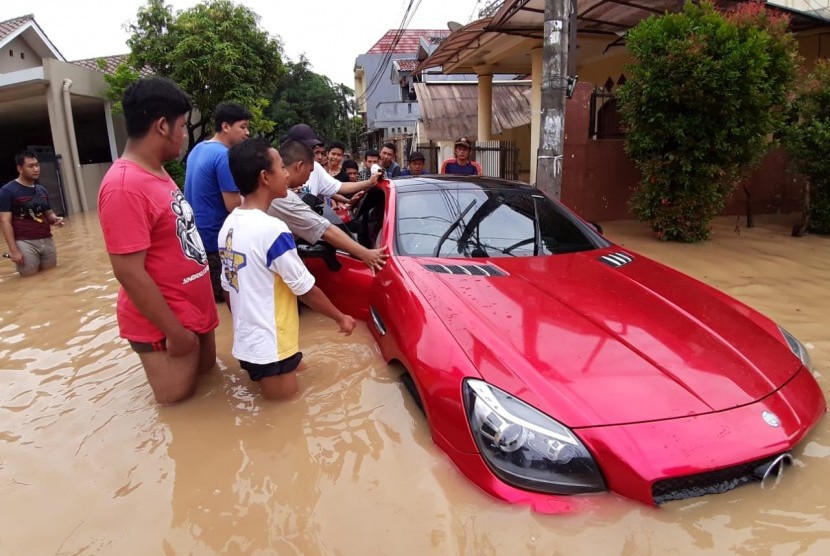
top-left (617, 1), bottom-right (799, 241)
top-left (782, 59), bottom-right (830, 233)
top-left (164, 160), bottom-right (186, 190)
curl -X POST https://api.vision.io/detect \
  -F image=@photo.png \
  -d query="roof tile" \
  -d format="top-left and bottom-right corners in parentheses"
top-left (367, 29), bottom-right (450, 54)
top-left (0, 14), bottom-right (34, 42)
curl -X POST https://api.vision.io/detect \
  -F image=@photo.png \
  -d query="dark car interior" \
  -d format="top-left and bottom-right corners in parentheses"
top-left (295, 190), bottom-right (386, 270)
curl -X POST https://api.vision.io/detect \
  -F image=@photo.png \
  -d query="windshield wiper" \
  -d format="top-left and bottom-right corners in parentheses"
top-left (432, 200), bottom-right (476, 257)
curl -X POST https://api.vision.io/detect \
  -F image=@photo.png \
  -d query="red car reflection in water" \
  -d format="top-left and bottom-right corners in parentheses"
top-left (299, 176), bottom-right (826, 513)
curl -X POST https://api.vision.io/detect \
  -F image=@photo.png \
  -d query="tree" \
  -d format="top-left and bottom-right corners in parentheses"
top-left (783, 59), bottom-right (830, 235)
top-left (266, 57), bottom-right (361, 153)
top-left (617, 1), bottom-right (799, 242)
top-left (104, 0), bottom-right (284, 151)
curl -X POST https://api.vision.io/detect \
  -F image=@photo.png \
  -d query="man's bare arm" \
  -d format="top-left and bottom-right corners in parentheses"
top-left (0, 211), bottom-right (22, 264)
top-left (320, 225), bottom-right (388, 271)
top-left (336, 172), bottom-right (379, 196)
top-left (222, 191), bottom-right (242, 213)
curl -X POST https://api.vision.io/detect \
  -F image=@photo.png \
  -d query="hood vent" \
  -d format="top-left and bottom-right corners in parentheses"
top-left (423, 263), bottom-right (507, 277)
top-left (598, 252), bottom-right (634, 268)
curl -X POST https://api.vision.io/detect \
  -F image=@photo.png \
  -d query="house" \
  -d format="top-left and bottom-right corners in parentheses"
top-left (415, 0), bottom-right (830, 221)
top-left (355, 27), bottom-right (528, 174)
top-left (0, 14), bottom-right (126, 215)
top-left (354, 29), bottom-right (453, 157)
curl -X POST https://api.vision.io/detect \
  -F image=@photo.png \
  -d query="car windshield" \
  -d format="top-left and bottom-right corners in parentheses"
top-left (396, 186), bottom-right (605, 258)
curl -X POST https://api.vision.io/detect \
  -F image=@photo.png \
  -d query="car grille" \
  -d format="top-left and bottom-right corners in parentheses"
top-left (598, 252), bottom-right (634, 268)
top-left (652, 454), bottom-right (782, 505)
top-left (423, 263), bottom-right (506, 277)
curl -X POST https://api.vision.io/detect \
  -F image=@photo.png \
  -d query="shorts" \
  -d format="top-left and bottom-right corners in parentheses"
top-left (206, 251), bottom-right (225, 303)
top-left (239, 352), bottom-right (303, 381)
top-left (129, 339), bottom-right (167, 352)
top-left (15, 238), bottom-right (57, 276)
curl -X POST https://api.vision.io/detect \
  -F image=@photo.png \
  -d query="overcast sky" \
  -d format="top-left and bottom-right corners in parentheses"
top-left (3, 0), bottom-right (484, 86)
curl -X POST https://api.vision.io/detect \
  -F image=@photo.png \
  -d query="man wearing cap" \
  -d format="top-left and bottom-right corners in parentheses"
top-left (267, 124), bottom-right (388, 271)
top-left (399, 151), bottom-right (428, 177)
top-left (440, 137), bottom-right (482, 176)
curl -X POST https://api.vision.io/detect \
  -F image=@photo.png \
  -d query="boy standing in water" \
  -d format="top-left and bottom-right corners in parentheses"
top-left (98, 77), bottom-right (218, 404)
top-left (219, 138), bottom-right (356, 400)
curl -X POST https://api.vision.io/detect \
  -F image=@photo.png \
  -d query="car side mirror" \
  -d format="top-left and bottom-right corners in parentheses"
top-left (589, 221), bottom-right (604, 235)
top-left (296, 242), bottom-right (342, 271)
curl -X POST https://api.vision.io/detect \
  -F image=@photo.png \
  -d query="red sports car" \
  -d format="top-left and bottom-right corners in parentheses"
top-left (299, 176), bottom-right (825, 513)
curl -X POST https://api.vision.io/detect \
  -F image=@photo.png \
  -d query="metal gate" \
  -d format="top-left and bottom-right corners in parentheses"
top-left (474, 140), bottom-right (519, 180)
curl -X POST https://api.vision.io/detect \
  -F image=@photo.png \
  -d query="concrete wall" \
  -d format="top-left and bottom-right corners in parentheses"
top-left (43, 58), bottom-right (112, 214)
top-left (80, 162), bottom-right (113, 210)
top-left (0, 37), bottom-right (42, 74)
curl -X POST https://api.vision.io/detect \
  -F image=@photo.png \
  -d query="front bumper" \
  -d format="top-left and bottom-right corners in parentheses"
top-left (435, 367), bottom-right (825, 511)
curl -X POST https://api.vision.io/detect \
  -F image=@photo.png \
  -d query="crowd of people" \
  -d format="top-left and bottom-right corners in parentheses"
top-left (2, 75), bottom-right (486, 405)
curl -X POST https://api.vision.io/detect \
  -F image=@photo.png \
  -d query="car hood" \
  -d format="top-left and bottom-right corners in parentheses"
top-left (399, 251), bottom-right (801, 427)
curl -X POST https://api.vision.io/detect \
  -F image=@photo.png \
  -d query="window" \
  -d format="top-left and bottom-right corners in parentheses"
top-left (396, 186), bottom-right (605, 258)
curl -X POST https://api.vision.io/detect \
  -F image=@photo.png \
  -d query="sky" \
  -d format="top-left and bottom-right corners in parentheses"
top-left (2, 0), bottom-right (485, 87)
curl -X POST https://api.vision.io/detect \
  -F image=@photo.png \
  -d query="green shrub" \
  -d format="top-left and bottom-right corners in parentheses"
top-left (617, 1), bottom-right (799, 241)
top-left (783, 59), bottom-right (830, 234)
top-left (164, 160), bottom-right (186, 190)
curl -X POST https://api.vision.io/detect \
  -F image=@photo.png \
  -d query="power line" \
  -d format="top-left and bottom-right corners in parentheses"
top-left (358, 0), bottom-right (425, 106)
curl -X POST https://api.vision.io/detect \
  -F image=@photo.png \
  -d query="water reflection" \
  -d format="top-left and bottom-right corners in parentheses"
top-left (0, 213), bottom-right (828, 554)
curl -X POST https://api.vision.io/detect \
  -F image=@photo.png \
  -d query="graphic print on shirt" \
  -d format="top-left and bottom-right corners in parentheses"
top-left (170, 190), bottom-right (207, 265)
top-left (13, 189), bottom-right (47, 222)
top-left (219, 227), bottom-right (246, 293)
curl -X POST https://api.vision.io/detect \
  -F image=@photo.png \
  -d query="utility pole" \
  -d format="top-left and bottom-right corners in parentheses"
top-left (536, 0), bottom-right (574, 199)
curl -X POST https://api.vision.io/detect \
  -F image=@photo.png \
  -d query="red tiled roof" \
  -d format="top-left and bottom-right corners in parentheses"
top-left (0, 14), bottom-right (34, 42)
top-left (72, 54), bottom-right (129, 74)
top-left (393, 59), bottom-right (419, 72)
top-left (367, 29), bottom-right (450, 54)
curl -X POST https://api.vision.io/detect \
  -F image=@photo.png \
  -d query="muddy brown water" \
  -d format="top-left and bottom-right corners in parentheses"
top-left (1, 212), bottom-right (828, 555)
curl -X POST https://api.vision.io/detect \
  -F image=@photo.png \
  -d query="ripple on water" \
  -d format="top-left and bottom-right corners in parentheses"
top-left (1, 212), bottom-right (829, 555)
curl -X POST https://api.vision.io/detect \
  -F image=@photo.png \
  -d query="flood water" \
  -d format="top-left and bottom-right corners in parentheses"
top-left (1, 212), bottom-right (828, 555)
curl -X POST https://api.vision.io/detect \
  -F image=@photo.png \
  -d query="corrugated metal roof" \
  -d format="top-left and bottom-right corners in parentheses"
top-left (414, 82), bottom-right (531, 140)
top-left (368, 29), bottom-right (450, 54)
top-left (0, 14), bottom-right (33, 42)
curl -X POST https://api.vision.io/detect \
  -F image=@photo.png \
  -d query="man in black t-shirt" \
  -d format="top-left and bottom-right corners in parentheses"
top-left (0, 151), bottom-right (64, 276)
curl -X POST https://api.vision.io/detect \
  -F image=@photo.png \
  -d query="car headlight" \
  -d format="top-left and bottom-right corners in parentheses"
top-left (778, 325), bottom-right (812, 370)
top-left (463, 379), bottom-right (606, 495)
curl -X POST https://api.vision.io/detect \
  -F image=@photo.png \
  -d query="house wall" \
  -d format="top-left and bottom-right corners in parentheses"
top-left (559, 83), bottom-right (803, 222)
top-left (0, 37), bottom-right (41, 73)
top-left (354, 52), bottom-right (415, 130)
top-left (43, 58), bottom-right (112, 214)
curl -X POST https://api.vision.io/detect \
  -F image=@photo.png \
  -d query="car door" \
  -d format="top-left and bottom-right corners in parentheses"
top-left (302, 187), bottom-right (390, 321)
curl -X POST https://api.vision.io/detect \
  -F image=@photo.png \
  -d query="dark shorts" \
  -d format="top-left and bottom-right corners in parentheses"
top-left (206, 251), bottom-right (224, 303)
top-left (239, 352), bottom-right (303, 382)
top-left (129, 339), bottom-right (167, 353)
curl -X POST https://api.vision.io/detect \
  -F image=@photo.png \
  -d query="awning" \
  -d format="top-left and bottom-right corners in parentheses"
top-left (414, 0), bottom-right (830, 76)
top-left (414, 81), bottom-right (531, 140)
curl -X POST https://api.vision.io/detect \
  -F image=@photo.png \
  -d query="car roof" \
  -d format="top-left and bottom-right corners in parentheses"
top-left (387, 175), bottom-right (540, 195)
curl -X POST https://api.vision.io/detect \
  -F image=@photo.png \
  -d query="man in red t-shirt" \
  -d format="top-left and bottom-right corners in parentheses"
top-left (98, 77), bottom-right (219, 404)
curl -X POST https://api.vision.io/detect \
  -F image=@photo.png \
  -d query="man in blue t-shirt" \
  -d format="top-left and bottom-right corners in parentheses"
top-left (184, 102), bottom-right (251, 302)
